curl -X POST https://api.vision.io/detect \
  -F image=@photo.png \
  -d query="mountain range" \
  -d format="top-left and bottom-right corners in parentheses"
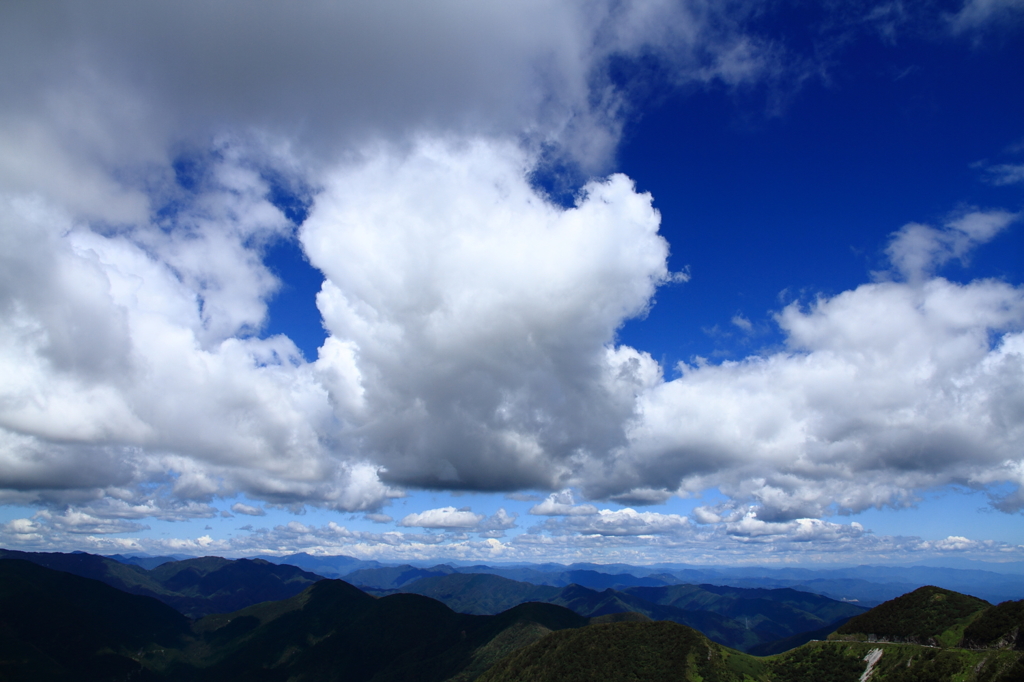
top-left (329, 558), bottom-right (1024, 606)
top-left (2, 548), bottom-right (1022, 681)
top-left (4, 547), bottom-right (864, 653)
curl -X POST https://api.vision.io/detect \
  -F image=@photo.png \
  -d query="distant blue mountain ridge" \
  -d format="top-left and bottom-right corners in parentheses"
top-left (233, 554), bottom-right (1022, 606)
top-left (100, 550), bottom-right (1024, 606)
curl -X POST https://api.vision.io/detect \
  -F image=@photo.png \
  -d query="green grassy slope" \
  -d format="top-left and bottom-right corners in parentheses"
top-left (961, 599), bottom-right (1024, 650)
top-left (834, 585), bottom-right (990, 645)
top-left (476, 620), bottom-right (761, 682)
top-left (476, 626), bottom-right (1024, 682)
top-left (769, 640), bottom-right (1024, 682)
top-left (476, 584), bottom-right (1024, 682)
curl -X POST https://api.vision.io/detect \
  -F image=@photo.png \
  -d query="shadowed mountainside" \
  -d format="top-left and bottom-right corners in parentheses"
top-left (0, 559), bottom-right (191, 681)
top-left (0, 557), bottom-right (590, 682)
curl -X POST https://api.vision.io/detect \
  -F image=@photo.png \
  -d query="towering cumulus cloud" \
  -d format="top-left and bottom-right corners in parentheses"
top-left (307, 140), bottom-right (670, 492)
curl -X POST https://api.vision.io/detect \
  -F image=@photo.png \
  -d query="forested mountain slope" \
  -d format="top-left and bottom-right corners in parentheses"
top-left (3, 550), bottom-right (1022, 682)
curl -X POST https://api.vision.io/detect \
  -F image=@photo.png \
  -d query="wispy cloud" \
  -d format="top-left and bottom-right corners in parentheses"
top-left (948, 0), bottom-right (1024, 34)
top-left (983, 163), bottom-right (1024, 186)
top-left (231, 503), bottom-right (266, 517)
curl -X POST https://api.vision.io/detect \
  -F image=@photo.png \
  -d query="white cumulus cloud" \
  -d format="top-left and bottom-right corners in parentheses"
top-left (306, 139), bottom-right (671, 493)
top-left (608, 213), bottom-right (1024, 518)
top-left (530, 490), bottom-right (600, 516)
top-left (550, 508), bottom-right (692, 536)
top-left (398, 507), bottom-right (486, 529)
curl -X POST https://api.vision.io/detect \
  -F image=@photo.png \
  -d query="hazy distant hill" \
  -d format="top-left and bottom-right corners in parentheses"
top-left (0, 548), bottom-right (323, 617)
top-left (398, 572), bottom-right (865, 653)
top-left (658, 564), bottom-right (1024, 606)
top-left (621, 583), bottom-right (865, 651)
top-left (255, 551), bottom-right (386, 577)
top-left (344, 563), bottom-right (672, 591)
top-left (623, 583), bottom-right (865, 629)
top-left (106, 553), bottom-right (188, 570)
top-left (344, 563), bottom-right (459, 589)
top-left (331, 558), bottom-right (1024, 606)
top-left (401, 572), bottom-right (561, 613)
top-left (473, 567), bottom-right (671, 590)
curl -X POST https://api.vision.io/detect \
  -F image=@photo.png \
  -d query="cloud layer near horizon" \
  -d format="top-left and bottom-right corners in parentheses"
top-left (6, 494), bottom-right (1022, 567)
top-left (0, 0), bottom-right (1022, 559)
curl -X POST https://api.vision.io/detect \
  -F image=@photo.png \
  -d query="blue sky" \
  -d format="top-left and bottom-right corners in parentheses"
top-left (0, 0), bottom-right (1022, 566)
